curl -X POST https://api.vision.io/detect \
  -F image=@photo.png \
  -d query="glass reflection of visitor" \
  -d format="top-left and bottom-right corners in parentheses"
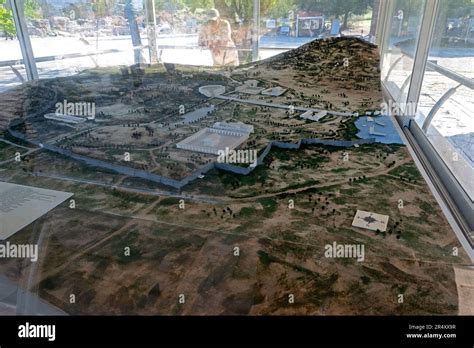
top-left (125, 0), bottom-right (145, 64)
top-left (198, 9), bottom-right (239, 66)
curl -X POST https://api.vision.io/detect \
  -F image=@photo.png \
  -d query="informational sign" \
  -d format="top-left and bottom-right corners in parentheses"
top-left (266, 19), bottom-right (276, 29)
top-left (330, 18), bottom-right (340, 35)
top-left (0, 182), bottom-right (72, 240)
top-left (313, 19), bottom-right (320, 30)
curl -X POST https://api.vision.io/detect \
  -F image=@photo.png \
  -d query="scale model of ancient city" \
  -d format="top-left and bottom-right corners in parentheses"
top-left (0, 37), bottom-right (470, 315)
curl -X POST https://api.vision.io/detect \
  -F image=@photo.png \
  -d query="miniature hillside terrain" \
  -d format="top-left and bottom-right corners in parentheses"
top-left (0, 37), bottom-right (382, 183)
top-left (237, 37), bottom-right (382, 113)
top-left (0, 37), bottom-right (471, 315)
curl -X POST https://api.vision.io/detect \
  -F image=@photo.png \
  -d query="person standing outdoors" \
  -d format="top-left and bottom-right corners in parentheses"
top-left (198, 9), bottom-right (239, 66)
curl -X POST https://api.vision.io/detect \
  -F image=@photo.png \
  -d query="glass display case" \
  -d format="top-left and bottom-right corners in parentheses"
top-left (0, 0), bottom-right (473, 343)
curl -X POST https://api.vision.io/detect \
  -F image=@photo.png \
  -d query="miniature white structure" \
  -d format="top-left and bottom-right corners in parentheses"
top-left (352, 210), bottom-right (389, 232)
top-left (198, 85), bottom-right (226, 97)
top-left (374, 119), bottom-right (385, 126)
top-left (261, 86), bottom-right (287, 96)
top-left (245, 80), bottom-right (259, 87)
top-left (369, 125), bottom-right (386, 136)
top-left (213, 122), bottom-right (254, 134)
top-left (44, 113), bottom-right (87, 124)
top-left (176, 122), bottom-right (253, 155)
top-left (235, 79), bottom-right (264, 94)
top-left (300, 110), bottom-right (327, 121)
top-left (235, 85), bottom-right (264, 95)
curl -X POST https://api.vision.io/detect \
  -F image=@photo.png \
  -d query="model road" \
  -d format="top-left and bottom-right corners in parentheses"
top-left (30, 171), bottom-right (227, 205)
top-left (0, 147), bottom-right (41, 166)
top-left (215, 95), bottom-right (356, 117)
top-left (0, 138), bottom-right (39, 166)
top-left (0, 138), bottom-right (31, 150)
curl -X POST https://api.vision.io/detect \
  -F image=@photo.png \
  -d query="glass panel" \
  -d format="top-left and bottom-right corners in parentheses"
top-left (0, 0), bottom-right (27, 92)
top-left (1, 0), bottom-right (472, 319)
top-left (153, 2), bottom-right (255, 66)
top-left (414, 0), bottom-right (474, 200)
top-left (259, 0), bottom-right (380, 60)
top-left (10, 1), bottom-right (384, 71)
top-left (20, 0), bottom-right (148, 79)
top-left (380, 0), bottom-right (425, 108)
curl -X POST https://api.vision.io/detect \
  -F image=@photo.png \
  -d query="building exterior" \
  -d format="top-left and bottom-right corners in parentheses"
top-left (44, 113), bottom-right (87, 124)
top-left (212, 122), bottom-right (254, 134)
top-left (176, 122), bottom-right (253, 155)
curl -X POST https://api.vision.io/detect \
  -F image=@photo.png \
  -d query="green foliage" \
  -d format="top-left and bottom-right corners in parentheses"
top-left (264, 0), bottom-right (293, 18)
top-left (40, 276), bottom-right (61, 290)
top-left (184, 0), bottom-right (214, 12)
top-left (258, 197), bottom-right (277, 217)
top-left (152, 0), bottom-right (297, 20)
top-left (0, 0), bottom-right (15, 37)
top-left (388, 163), bottom-right (421, 181)
top-left (159, 197), bottom-right (180, 206)
top-left (109, 188), bottom-right (156, 204)
top-left (238, 206), bottom-right (256, 217)
top-left (0, 0), bottom-right (40, 37)
top-left (24, 0), bottom-right (41, 19)
top-left (179, 0), bottom-right (294, 22)
top-left (339, 116), bottom-right (359, 140)
top-left (116, 230), bottom-right (141, 264)
top-left (257, 250), bottom-right (276, 266)
top-left (92, 0), bottom-right (118, 17)
top-left (154, 0), bottom-right (213, 12)
top-left (419, 201), bottom-right (435, 215)
top-left (270, 147), bottom-right (291, 161)
top-left (333, 196), bottom-right (346, 205)
top-left (294, 0), bottom-right (372, 18)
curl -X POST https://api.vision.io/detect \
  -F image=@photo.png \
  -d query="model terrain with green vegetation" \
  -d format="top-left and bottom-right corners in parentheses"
top-left (0, 37), bottom-right (470, 315)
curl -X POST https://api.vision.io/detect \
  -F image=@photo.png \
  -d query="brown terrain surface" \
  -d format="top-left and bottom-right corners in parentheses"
top-left (0, 37), bottom-right (471, 315)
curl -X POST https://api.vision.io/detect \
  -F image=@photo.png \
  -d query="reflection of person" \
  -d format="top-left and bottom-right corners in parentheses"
top-left (124, 0), bottom-right (145, 64)
top-left (198, 9), bottom-right (239, 66)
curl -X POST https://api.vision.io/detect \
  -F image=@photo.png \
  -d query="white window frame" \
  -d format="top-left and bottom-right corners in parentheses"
top-left (378, 0), bottom-right (474, 248)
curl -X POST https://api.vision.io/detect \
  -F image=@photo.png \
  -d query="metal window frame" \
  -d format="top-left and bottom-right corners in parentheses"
top-left (406, 0), bottom-right (439, 110)
top-left (7, 0), bottom-right (158, 79)
top-left (375, 0), bottom-right (392, 49)
top-left (252, 0), bottom-right (261, 61)
top-left (379, 0), bottom-right (440, 120)
top-left (144, 0), bottom-right (158, 64)
top-left (8, 0), bottom-right (38, 80)
top-left (379, 0), bottom-right (474, 243)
